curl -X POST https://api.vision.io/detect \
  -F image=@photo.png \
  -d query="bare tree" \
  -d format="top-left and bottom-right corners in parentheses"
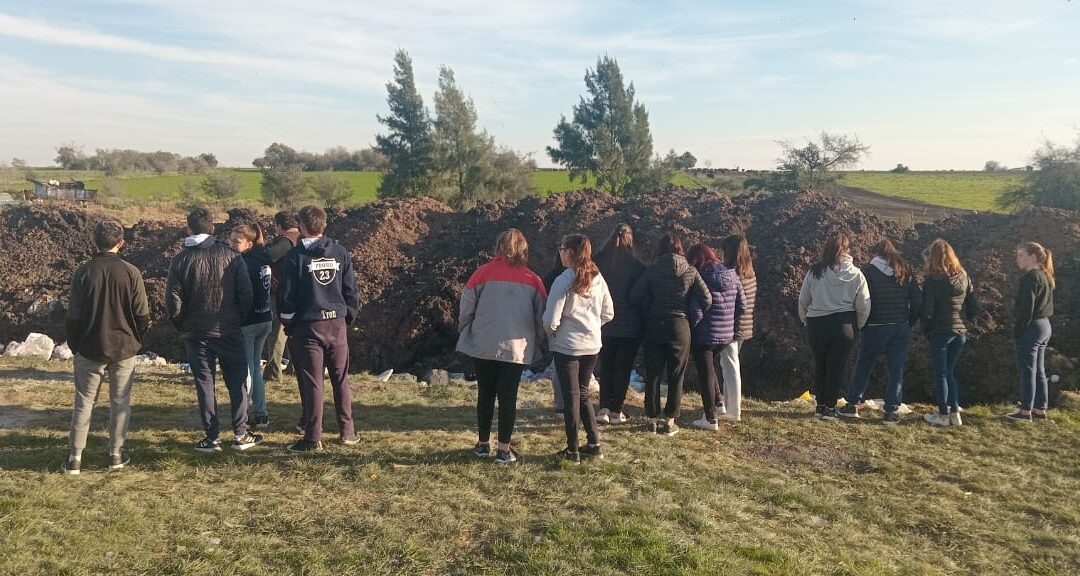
top-left (777, 132), bottom-right (870, 191)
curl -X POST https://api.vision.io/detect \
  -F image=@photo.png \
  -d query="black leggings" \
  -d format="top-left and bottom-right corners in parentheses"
top-left (806, 312), bottom-right (857, 409)
top-left (474, 358), bottom-right (524, 444)
top-left (554, 352), bottom-right (600, 449)
top-left (596, 336), bottom-right (641, 414)
top-left (691, 345), bottom-right (720, 421)
top-left (643, 317), bottom-right (690, 419)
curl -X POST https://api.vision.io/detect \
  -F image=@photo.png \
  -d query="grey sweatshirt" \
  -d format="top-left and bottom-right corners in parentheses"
top-left (543, 268), bottom-right (615, 356)
top-left (798, 254), bottom-right (871, 328)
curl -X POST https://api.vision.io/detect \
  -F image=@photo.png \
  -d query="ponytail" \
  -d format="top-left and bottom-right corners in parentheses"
top-left (1020, 242), bottom-right (1055, 290)
top-left (561, 234), bottom-right (599, 295)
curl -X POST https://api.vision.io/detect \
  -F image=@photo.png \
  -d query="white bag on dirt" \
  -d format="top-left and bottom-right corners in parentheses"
top-left (3, 333), bottom-right (55, 360)
top-left (51, 342), bottom-right (74, 361)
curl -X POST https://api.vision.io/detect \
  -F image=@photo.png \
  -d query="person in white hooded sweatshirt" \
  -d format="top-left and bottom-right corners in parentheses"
top-left (544, 234), bottom-right (614, 464)
top-left (798, 232), bottom-right (871, 420)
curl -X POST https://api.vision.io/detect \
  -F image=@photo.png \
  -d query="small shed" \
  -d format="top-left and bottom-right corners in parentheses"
top-left (27, 178), bottom-right (97, 201)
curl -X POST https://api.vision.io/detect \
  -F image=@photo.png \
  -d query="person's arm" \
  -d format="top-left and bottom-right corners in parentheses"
top-left (691, 270), bottom-right (712, 313)
top-left (165, 257), bottom-right (185, 331)
top-left (276, 250), bottom-right (299, 332)
top-left (963, 279), bottom-right (981, 323)
top-left (920, 278), bottom-right (936, 334)
top-left (457, 269), bottom-right (481, 333)
top-left (232, 254), bottom-right (254, 319)
top-left (600, 277), bottom-right (615, 325)
top-left (265, 236), bottom-right (292, 262)
top-left (907, 279), bottom-right (923, 327)
top-left (629, 269), bottom-right (651, 314)
top-left (543, 272), bottom-right (571, 336)
top-left (340, 250), bottom-right (359, 325)
top-left (798, 273), bottom-right (812, 325)
top-left (1012, 273), bottom-right (1036, 336)
top-left (65, 266), bottom-right (85, 354)
top-left (734, 278), bottom-right (746, 320)
top-left (132, 269), bottom-right (150, 337)
top-left (854, 273), bottom-right (871, 329)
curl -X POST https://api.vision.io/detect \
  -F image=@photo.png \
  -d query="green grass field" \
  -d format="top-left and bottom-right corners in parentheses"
top-left (1, 357), bottom-right (1078, 575)
top-left (839, 171), bottom-right (1026, 212)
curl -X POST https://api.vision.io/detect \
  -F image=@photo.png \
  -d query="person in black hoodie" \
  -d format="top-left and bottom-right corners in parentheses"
top-left (630, 232), bottom-right (711, 436)
top-left (230, 223), bottom-right (273, 429)
top-left (920, 238), bottom-right (979, 428)
top-left (166, 208), bottom-right (260, 453)
top-left (594, 224), bottom-right (646, 425)
top-left (839, 239), bottom-right (921, 424)
top-left (279, 205), bottom-right (359, 452)
top-left (1005, 241), bottom-right (1055, 422)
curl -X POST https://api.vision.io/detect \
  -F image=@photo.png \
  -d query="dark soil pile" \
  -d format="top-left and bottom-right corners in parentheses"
top-left (1, 190), bottom-right (1076, 405)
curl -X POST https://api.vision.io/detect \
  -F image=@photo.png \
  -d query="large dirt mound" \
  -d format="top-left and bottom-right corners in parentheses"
top-left (1, 190), bottom-right (1076, 404)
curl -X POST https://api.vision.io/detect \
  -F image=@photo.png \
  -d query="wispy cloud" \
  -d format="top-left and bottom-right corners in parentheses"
top-left (816, 50), bottom-right (886, 69)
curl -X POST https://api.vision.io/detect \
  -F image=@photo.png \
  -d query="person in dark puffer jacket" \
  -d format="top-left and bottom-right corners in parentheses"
top-left (630, 232), bottom-right (711, 436)
top-left (687, 243), bottom-right (744, 431)
top-left (279, 206), bottom-right (359, 453)
top-left (594, 224), bottom-right (646, 425)
top-left (230, 223), bottom-right (274, 429)
top-left (166, 207), bottom-right (259, 453)
top-left (1005, 241), bottom-right (1055, 422)
top-left (839, 239), bottom-right (921, 424)
top-left (920, 238), bottom-right (980, 428)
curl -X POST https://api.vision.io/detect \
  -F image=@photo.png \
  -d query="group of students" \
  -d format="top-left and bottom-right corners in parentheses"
top-left (798, 233), bottom-right (1056, 426)
top-left (58, 207), bottom-right (1056, 473)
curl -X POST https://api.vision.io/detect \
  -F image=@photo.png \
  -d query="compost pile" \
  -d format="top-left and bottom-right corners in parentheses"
top-left (2, 188), bottom-right (1076, 404)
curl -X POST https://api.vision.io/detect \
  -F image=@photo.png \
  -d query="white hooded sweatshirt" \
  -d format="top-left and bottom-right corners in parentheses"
top-left (798, 254), bottom-right (871, 328)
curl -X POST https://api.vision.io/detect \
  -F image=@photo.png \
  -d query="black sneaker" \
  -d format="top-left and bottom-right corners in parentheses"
top-left (194, 438), bottom-right (222, 454)
top-left (494, 447), bottom-right (519, 465)
top-left (1032, 411), bottom-right (1048, 421)
top-left (62, 457), bottom-right (81, 476)
top-left (471, 442), bottom-right (491, 459)
top-left (286, 439), bottom-right (324, 453)
top-left (232, 433), bottom-right (264, 451)
top-left (659, 421), bottom-right (680, 437)
top-left (556, 447), bottom-right (580, 464)
top-left (579, 444), bottom-right (604, 459)
top-left (838, 404), bottom-right (860, 419)
top-left (1004, 411), bottom-right (1032, 422)
top-left (645, 420), bottom-right (659, 434)
top-left (882, 412), bottom-right (902, 426)
top-left (108, 452), bottom-right (130, 470)
top-left (817, 406), bottom-right (839, 421)
top-left (253, 415), bottom-right (270, 429)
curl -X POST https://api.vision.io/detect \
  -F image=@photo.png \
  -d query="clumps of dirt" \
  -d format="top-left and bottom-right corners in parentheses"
top-left (737, 442), bottom-right (854, 470)
top-left (1, 189), bottom-right (1077, 405)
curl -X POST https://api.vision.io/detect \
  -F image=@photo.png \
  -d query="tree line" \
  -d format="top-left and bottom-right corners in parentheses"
top-left (54, 147), bottom-right (218, 175)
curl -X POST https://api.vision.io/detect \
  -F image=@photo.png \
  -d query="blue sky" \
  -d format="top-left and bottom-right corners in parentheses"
top-left (1, 0), bottom-right (1078, 170)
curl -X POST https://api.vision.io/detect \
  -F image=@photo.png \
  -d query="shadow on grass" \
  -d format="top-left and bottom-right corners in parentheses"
top-left (0, 367), bottom-right (71, 382)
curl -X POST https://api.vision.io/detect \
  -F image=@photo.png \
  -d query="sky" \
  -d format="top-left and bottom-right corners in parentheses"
top-left (0, 0), bottom-right (1078, 170)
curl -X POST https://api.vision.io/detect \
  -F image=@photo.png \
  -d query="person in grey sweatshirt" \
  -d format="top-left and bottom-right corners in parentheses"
top-left (543, 234), bottom-right (614, 463)
top-left (798, 232), bottom-right (871, 421)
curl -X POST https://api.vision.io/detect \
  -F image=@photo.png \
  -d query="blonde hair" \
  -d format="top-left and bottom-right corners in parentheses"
top-left (923, 238), bottom-right (965, 277)
top-left (496, 228), bottom-right (528, 267)
top-left (1020, 241), bottom-right (1055, 290)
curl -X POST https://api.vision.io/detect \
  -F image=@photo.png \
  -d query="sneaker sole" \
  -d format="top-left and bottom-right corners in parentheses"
top-left (287, 446), bottom-right (323, 453)
top-left (194, 447), bottom-right (222, 454)
top-left (837, 413), bottom-right (860, 419)
top-left (108, 462), bottom-right (129, 470)
top-left (232, 442), bottom-right (261, 451)
top-left (63, 468), bottom-right (80, 476)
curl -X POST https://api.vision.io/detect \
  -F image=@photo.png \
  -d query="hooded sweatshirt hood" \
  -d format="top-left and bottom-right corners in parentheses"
top-left (184, 234), bottom-right (213, 248)
top-left (798, 254), bottom-right (871, 327)
top-left (300, 236), bottom-right (335, 257)
top-left (870, 256), bottom-right (894, 277)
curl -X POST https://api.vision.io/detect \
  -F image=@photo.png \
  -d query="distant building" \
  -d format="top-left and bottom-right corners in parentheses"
top-left (27, 178), bottom-right (97, 201)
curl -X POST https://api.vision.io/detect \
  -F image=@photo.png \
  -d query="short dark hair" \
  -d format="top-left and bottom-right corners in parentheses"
top-left (186, 207), bottom-right (214, 235)
top-left (274, 211), bottom-right (299, 230)
top-left (298, 205), bottom-right (327, 235)
top-left (93, 219), bottom-right (124, 251)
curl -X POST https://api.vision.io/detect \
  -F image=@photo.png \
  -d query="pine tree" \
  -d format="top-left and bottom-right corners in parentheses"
top-left (376, 50), bottom-right (436, 198)
top-left (433, 66), bottom-right (494, 207)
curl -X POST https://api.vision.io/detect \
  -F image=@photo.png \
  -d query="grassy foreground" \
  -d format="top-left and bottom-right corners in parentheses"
top-left (839, 171), bottom-right (1025, 212)
top-left (1, 358), bottom-right (1077, 575)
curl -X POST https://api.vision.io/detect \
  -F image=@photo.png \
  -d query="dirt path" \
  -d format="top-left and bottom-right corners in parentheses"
top-left (828, 185), bottom-right (972, 225)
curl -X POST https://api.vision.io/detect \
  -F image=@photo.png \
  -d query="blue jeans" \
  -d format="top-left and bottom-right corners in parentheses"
top-left (241, 321), bottom-right (272, 418)
top-left (845, 323), bottom-right (911, 413)
top-left (929, 333), bottom-right (966, 415)
top-left (1016, 318), bottom-right (1051, 411)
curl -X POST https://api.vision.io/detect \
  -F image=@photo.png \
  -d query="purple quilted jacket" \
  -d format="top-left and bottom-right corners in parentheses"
top-left (689, 262), bottom-right (745, 347)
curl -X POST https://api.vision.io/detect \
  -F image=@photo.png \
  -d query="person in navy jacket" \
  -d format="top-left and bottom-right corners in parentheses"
top-left (278, 205), bottom-right (359, 453)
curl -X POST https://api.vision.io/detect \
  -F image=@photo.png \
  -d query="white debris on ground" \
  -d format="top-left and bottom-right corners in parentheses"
top-left (3, 333), bottom-right (55, 359)
top-left (131, 353), bottom-right (168, 366)
top-left (50, 342), bottom-right (74, 361)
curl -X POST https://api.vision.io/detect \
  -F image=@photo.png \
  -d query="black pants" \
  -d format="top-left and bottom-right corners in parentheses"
top-left (691, 345), bottom-right (720, 421)
top-left (554, 352), bottom-right (600, 449)
top-left (643, 317), bottom-right (690, 419)
top-left (474, 358), bottom-right (524, 444)
top-left (289, 319), bottom-right (354, 443)
top-left (186, 332), bottom-right (250, 441)
top-left (596, 336), bottom-right (641, 414)
top-left (807, 312), bottom-right (858, 409)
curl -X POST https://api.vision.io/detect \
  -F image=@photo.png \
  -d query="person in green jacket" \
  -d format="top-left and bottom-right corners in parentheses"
top-left (1005, 242), bottom-right (1055, 422)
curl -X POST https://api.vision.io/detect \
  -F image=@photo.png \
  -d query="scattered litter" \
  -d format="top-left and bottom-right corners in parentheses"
top-left (588, 373), bottom-right (600, 394)
top-left (50, 342), bottom-right (74, 361)
top-left (3, 333), bottom-right (55, 359)
top-left (423, 369), bottom-right (450, 387)
top-left (376, 369), bottom-right (394, 382)
top-left (180, 363), bottom-right (191, 373)
top-left (207, 537), bottom-right (221, 546)
top-left (1050, 374), bottom-right (1060, 383)
top-left (389, 373), bottom-right (417, 383)
top-left (132, 353), bottom-right (167, 367)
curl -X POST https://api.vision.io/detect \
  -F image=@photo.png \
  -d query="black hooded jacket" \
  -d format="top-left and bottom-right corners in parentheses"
top-left (166, 235), bottom-right (253, 338)
top-left (277, 236), bottom-right (358, 324)
top-left (242, 246), bottom-right (273, 325)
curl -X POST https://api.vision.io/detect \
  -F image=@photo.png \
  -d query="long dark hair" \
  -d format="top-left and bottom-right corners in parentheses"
top-left (811, 232), bottom-right (851, 279)
top-left (687, 243), bottom-right (720, 271)
top-left (872, 239), bottom-right (909, 284)
top-left (595, 223), bottom-right (635, 271)
top-left (657, 232), bottom-right (684, 258)
top-left (721, 234), bottom-right (755, 280)
top-left (561, 234), bottom-right (599, 295)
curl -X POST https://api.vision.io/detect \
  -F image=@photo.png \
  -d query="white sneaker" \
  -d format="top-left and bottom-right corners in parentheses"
top-left (690, 417), bottom-right (719, 431)
top-left (596, 408), bottom-right (610, 424)
top-left (719, 415), bottom-right (741, 423)
top-left (949, 412), bottom-right (963, 427)
top-left (923, 413), bottom-right (951, 427)
top-left (715, 402), bottom-right (727, 416)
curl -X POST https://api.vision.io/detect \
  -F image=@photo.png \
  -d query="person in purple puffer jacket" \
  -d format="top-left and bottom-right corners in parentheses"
top-left (687, 244), bottom-right (745, 430)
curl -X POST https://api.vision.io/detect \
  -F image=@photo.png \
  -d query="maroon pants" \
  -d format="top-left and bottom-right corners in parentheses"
top-left (289, 319), bottom-right (354, 442)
